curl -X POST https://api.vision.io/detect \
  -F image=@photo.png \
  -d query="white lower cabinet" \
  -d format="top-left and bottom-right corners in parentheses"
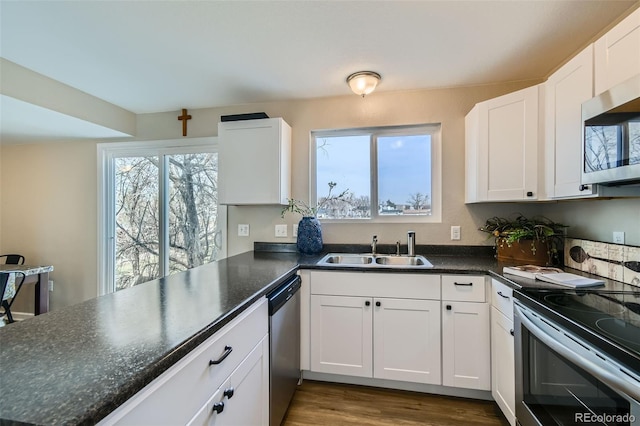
top-left (99, 299), bottom-right (268, 426)
top-left (491, 307), bottom-right (516, 426)
top-left (490, 279), bottom-right (516, 426)
top-left (310, 294), bottom-right (373, 378)
top-left (188, 336), bottom-right (269, 426)
top-left (310, 294), bottom-right (441, 385)
top-left (373, 297), bottom-right (441, 384)
top-left (309, 271), bottom-right (442, 385)
top-left (441, 275), bottom-right (490, 391)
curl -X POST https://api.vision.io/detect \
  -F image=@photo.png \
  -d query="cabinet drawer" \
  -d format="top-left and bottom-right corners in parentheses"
top-left (188, 336), bottom-right (268, 426)
top-left (310, 271), bottom-right (440, 300)
top-left (491, 279), bottom-right (514, 321)
top-left (101, 299), bottom-right (268, 426)
top-left (441, 275), bottom-right (486, 302)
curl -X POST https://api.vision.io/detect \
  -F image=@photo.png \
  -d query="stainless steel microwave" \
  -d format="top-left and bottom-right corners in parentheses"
top-left (582, 74), bottom-right (640, 186)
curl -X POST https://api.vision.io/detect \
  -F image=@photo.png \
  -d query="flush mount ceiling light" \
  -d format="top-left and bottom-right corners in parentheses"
top-left (346, 71), bottom-right (381, 97)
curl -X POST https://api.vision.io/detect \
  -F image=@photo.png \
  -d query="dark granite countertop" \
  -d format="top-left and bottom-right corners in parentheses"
top-left (0, 251), bottom-right (299, 426)
top-left (1, 244), bottom-right (634, 425)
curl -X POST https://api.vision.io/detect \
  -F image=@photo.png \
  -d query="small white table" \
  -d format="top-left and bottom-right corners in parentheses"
top-left (0, 264), bottom-right (54, 315)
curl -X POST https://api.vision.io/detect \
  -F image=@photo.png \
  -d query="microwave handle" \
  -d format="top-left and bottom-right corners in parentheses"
top-left (515, 304), bottom-right (640, 401)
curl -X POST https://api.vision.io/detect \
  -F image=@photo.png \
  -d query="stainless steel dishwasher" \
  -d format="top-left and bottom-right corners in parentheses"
top-left (267, 274), bottom-right (301, 426)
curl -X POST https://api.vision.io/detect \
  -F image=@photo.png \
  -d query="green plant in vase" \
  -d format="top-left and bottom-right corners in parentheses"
top-left (281, 182), bottom-right (350, 254)
top-left (479, 214), bottom-right (567, 265)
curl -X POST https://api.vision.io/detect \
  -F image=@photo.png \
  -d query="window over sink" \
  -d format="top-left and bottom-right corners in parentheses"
top-left (311, 124), bottom-right (442, 222)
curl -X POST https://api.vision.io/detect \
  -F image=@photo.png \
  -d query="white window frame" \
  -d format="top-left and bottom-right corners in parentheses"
top-left (97, 137), bottom-right (226, 296)
top-left (310, 124), bottom-right (442, 223)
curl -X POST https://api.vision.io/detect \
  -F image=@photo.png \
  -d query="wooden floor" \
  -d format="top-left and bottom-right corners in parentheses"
top-left (283, 381), bottom-right (510, 426)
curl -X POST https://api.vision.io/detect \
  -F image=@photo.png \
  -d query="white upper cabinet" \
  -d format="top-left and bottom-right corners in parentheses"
top-left (466, 85), bottom-right (540, 203)
top-left (218, 118), bottom-right (291, 205)
top-left (594, 8), bottom-right (640, 95)
top-left (545, 45), bottom-right (598, 199)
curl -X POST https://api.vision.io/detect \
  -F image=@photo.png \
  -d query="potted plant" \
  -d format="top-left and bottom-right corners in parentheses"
top-left (281, 182), bottom-right (350, 254)
top-left (479, 214), bottom-right (567, 265)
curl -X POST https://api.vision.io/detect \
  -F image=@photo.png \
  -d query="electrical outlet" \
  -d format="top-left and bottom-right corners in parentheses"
top-left (275, 224), bottom-right (288, 237)
top-left (48, 280), bottom-right (54, 292)
top-left (451, 225), bottom-right (461, 240)
top-left (293, 224), bottom-right (298, 237)
top-left (613, 231), bottom-right (625, 244)
top-left (238, 224), bottom-right (250, 237)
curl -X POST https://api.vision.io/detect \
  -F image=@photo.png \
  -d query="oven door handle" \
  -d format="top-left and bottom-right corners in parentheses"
top-left (515, 304), bottom-right (640, 401)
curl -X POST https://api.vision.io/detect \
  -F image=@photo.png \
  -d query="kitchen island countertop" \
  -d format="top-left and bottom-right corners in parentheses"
top-left (0, 251), bottom-right (299, 425)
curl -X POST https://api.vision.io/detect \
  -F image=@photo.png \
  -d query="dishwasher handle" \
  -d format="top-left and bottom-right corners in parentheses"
top-left (268, 275), bottom-right (301, 315)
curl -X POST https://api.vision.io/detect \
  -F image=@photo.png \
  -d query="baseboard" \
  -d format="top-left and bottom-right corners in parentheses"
top-left (302, 370), bottom-right (493, 401)
top-left (1, 311), bottom-right (34, 323)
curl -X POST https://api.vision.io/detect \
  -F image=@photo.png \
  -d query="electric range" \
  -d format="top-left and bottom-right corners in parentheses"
top-left (514, 283), bottom-right (640, 426)
top-left (517, 287), bottom-right (640, 371)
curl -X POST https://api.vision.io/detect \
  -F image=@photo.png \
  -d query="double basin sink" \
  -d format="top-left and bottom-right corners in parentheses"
top-left (317, 253), bottom-right (434, 269)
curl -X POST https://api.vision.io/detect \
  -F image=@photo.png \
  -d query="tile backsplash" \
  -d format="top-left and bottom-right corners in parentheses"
top-left (564, 238), bottom-right (640, 287)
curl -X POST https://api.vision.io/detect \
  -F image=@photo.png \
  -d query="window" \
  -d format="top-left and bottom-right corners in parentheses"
top-left (312, 124), bottom-right (441, 222)
top-left (98, 138), bottom-right (227, 295)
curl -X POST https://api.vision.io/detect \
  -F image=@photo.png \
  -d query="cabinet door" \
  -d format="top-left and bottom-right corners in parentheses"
top-left (466, 86), bottom-right (539, 202)
top-left (310, 295), bottom-right (373, 377)
top-left (484, 86), bottom-right (539, 201)
top-left (373, 298), bottom-right (441, 385)
top-left (188, 337), bottom-right (269, 426)
top-left (442, 301), bottom-right (490, 390)
top-left (594, 8), bottom-right (640, 95)
top-left (218, 118), bottom-right (291, 205)
top-left (545, 45), bottom-right (597, 199)
top-left (491, 307), bottom-right (516, 426)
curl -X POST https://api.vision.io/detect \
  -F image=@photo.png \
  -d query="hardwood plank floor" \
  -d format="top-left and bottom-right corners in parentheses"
top-left (283, 381), bottom-right (509, 426)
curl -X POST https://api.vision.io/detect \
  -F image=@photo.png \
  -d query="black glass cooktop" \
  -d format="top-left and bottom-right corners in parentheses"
top-left (522, 289), bottom-right (640, 359)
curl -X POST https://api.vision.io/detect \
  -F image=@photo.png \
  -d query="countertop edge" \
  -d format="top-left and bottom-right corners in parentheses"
top-left (88, 264), bottom-right (300, 424)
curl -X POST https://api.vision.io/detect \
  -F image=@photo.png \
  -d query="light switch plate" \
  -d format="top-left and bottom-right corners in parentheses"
top-left (613, 231), bottom-right (625, 244)
top-left (451, 225), bottom-right (461, 240)
top-left (238, 224), bottom-right (250, 237)
top-left (293, 224), bottom-right (298, 237)
top-left (275, 224), bottom-right (288, 237)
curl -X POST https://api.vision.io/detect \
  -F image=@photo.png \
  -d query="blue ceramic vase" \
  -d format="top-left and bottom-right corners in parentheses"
top-left (297, 217), bottom-right (323, 254)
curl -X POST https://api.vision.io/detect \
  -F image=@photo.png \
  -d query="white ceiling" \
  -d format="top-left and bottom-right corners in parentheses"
top-left (0, 0), bottom-right (637, 142)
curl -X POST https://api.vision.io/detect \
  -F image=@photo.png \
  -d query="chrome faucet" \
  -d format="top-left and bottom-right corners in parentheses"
top-left (371, 235), bottom-right (378, 255)
top-left (407, 231), bottom-right (416, 256)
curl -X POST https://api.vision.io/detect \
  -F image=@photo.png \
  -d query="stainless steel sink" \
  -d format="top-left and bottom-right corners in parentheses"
top-left (375, 255), bottom-right (432, 267)
top-left (317, 253), bottom-right (433, 269)
top-left (320, 254), bottom-right (373, 265)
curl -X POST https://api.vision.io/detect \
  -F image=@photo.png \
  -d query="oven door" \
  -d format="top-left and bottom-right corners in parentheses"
top-left (514, 302), bottom-right (640, 426)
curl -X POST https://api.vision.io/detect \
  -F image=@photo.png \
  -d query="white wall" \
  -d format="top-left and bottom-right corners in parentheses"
top-left (2, 80), bottom-right (639, 312)
top-left (1, 141), bottom-right (98, 311)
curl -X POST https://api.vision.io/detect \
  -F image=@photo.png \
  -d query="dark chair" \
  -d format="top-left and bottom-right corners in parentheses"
top-left (0, 254), bottom-right (26, 324)
top-left (0, 254), bottom-right (25, 265)
top-left (0, 272), bottom-right (26, 323)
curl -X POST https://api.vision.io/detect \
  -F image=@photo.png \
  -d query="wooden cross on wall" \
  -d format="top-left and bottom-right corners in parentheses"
top-left (178, 108), bottom-right (192, 136)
